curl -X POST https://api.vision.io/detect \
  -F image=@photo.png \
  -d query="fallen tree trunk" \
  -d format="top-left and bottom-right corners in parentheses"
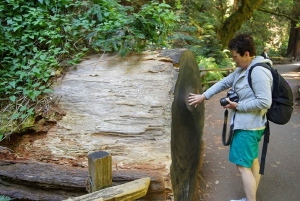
top-left (0, 160), bottom-right (87, 201)
top-left (0, 159), bottom-right (166, 201)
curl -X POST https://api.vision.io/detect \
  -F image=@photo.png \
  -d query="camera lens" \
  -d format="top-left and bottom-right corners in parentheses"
top-left (220, 98), bottom-right (228, 106)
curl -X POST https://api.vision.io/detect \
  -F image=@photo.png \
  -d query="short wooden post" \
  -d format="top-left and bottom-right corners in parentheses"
top-left (88, 151), bottom-right (112, 192)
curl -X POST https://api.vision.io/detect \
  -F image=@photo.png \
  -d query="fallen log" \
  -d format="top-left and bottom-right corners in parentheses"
top-left (63, 177), bottom-right (150, 201)
top-left (0, 158), bottom-right (166, 201)
top-left (0, 160), bottom-right (87, 201)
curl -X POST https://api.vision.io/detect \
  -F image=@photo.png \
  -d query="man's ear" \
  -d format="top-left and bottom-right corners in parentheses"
top-left (244, 51), bottom-right (250, 57)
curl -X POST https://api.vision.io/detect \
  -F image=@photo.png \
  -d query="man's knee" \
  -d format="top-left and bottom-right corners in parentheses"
top-left (236, 165), bottom-right (251, 173)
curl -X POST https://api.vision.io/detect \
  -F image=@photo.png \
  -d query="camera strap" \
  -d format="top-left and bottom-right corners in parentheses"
top-left (222, 109), bottom-right (236, 146)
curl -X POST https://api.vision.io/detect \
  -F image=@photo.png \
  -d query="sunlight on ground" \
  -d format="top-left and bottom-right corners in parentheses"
top-left (281, 72), bottom-right (300, 78)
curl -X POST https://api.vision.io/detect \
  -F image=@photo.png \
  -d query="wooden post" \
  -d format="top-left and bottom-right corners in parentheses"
top-left (88, 151), bottom-right (112, 192)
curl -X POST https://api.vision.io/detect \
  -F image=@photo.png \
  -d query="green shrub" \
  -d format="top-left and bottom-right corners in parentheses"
top-left (196, 52), bottom-right (235, 89)
top-left (0, 0), bottom-right (178, 139)
top-left (90, 1), bottom-right (179, 56)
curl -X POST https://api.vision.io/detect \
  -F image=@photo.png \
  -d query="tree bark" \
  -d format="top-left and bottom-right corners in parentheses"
top-left (286, 0), bottom-right (300, 61)
top-left (287, 21), bottom-right (300, 61)
top-left (219, 0), bottom-right (264, 48)
top-left (170, 50), bottom-right (205, 201)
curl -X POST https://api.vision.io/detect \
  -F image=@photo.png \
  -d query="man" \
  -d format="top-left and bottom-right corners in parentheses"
top-left (261, 47), bottom-right (269, 59)
top-left (189, 34), bottom-right (273, 201)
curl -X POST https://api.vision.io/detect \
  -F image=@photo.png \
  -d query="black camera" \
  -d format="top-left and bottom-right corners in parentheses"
top-left (220, 89), bottom-right (239, 106)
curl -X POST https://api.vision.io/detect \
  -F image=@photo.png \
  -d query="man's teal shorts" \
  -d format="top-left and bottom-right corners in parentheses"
top-left (229, 129), bottom-right (264, 168)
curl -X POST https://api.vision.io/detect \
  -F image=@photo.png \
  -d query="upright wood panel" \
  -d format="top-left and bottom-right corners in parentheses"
top-left (170, 50), bottom-right (205, 201)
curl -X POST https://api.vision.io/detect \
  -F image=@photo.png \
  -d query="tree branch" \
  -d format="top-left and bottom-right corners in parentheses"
top-left (257, 7), bottom-right (300, 23)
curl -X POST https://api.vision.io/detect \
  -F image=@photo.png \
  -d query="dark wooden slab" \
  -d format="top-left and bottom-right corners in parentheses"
top-left (170, 50), bottom-right (205, 201)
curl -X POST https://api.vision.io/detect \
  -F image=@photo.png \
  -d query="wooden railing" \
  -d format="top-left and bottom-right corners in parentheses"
top-left (270, 57), bottom-right (293, 64)
top-left (199, 67), bottom-right (235, 91)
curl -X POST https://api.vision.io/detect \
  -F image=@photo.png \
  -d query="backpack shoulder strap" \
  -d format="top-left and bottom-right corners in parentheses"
top-left (260, 120), bottom-right (270, 175)
top-left (247, 62), bottom-right (273, 175)
top-left (248, 63), bottom-right (272, 90)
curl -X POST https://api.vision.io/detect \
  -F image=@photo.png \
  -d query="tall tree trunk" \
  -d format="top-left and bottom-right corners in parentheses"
top-left (286, 0), bottom-right (300, 61)
top-left (219, 0), bottom-right (263, 49)
top-left (287, 21), bottom-right (300, 60)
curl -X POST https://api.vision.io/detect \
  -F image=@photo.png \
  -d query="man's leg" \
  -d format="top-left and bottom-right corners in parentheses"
top-left (251, 158), bottom-right (261, 189)
top-left (237, 165), bottom-right (257, 201)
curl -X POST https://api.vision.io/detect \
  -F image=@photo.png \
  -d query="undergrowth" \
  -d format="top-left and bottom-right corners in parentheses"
top-left (0, 0), bottom-right (178, 140)
top-left (0, 0), bottom-right (235, 140)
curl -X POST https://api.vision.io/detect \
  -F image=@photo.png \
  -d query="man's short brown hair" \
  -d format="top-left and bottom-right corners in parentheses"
top-left (228, 34), bottom-right (257, 57)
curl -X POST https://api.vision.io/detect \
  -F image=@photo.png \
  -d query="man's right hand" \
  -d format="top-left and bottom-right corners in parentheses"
top-left (189, 93), bottom-right (206, 108)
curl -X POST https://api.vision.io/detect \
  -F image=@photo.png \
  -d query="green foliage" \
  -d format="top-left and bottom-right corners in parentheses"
top-left (198, 56), bottom-right (224, 89)
top-left (197, 53), bottom-right (235, 89)
top-left (170, 1), bottom-right (234, 86)
top-left (90, 1), bottom-right (179, 56)
top-left (0, 0), bottom-right (178, 139)
top-left (1, 0), bottom-right (293, 139)
top-left (0, 0), bottom-right (87, 138)
top-left (170, 1), bottom-right (229, 64)
top-left (237, 0), bottom-right (291, 57)
top-left (172, 0), bottom-right (293, 88)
